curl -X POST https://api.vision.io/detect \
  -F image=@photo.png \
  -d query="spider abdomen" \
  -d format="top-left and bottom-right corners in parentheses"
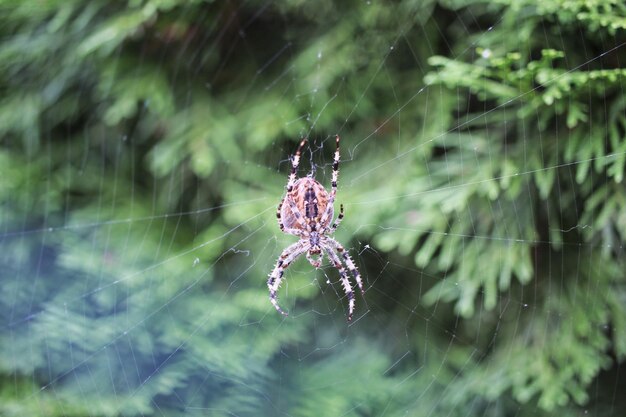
top-left (304, 187), bottom-right (319, 219)
top-left (280, 177), bottom-right (333, 232)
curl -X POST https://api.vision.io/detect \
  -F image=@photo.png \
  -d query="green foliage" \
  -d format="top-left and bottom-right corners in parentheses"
top-left (1, 0), bottom-right (625, 416)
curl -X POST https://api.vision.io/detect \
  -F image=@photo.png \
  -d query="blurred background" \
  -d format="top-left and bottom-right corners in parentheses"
top-left (1, 0), bottom-right (626, 416)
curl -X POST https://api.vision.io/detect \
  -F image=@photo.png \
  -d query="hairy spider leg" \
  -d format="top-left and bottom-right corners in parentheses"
top-left (285, 194), bottom-right (309, 230)
top-left (280, 138), bottom-right (311, 233)
top-left (322, 245), bottom-right (355, 321)
top-left (287, 138), bottom-right (307, 193)
top-left (268, 241), bottom-right (309, 316)
top-left (306, 250), bottom-right (323, 268)
top-left (327, 204), bottom-right (344, 234)
top-left (276, 200), bottom-right (305, 235)
top-left (328, 237), bottom-right (363, 294)
top-left (318, 135), bottom-right (340, 230)
top-left (330, 135), bottom-right (340, 197)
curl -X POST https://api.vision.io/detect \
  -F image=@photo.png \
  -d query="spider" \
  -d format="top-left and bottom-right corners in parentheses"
top-left (268, 135), bottom-right (364, 321)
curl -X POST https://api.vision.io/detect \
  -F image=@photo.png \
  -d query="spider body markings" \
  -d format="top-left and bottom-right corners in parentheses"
top-left (268, 136), bottom-right (364, 321)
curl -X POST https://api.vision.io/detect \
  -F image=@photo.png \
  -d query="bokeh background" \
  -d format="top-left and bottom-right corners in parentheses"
top-left (1, 1), bottom-right (626, 416)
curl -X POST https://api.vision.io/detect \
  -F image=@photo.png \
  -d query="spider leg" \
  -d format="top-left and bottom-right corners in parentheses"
top-left (330, 134), bottom-right (340, 198)
top-left (285, 196), bottom-right (309, 230)
top-left (318, 135), bottom-right (340, 229)
top-left (327, 203), bottom-right (344, 233)
top-left (326, 237), bottom-right (363, 294)
top-left (306, 250), bottom-right (323, 268)
top-left (277, 139), bottom-right (310, 234)
top-left (287, 138), bottom-right (307, 193)
top-left (277, 200), bottom-right (305, 235)
top-left (268, 241), bottom-right (308, 316)
top-left (322, 243), bottom-right (355, 321)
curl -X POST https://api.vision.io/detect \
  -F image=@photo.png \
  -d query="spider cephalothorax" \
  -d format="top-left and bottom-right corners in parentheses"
top-left (267, 136), bottom-right (364, 321)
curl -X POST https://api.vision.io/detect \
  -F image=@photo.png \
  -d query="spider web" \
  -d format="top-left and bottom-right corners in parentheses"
top-left (1, 1), bottom-right (625, 416)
